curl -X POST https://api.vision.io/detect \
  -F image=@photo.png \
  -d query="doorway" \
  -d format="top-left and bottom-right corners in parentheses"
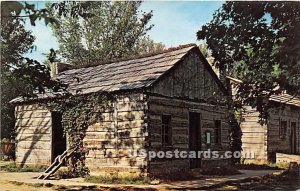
top-left (51, 112), bottom-right (66, 163)
top-left (291, 122), bottom-right (297, 154)
top-left (189, 112), bottom-right (201, 169)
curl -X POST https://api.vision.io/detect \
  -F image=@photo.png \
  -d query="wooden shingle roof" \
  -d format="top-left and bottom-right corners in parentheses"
top-left (10, 44), bottom-right (199, 103)
top-left (270, 93), bottom-right (300, 107)
top-left (227, 76), bottom-right (300, 107)
top-left (58, 44), bottom-right (196, 94)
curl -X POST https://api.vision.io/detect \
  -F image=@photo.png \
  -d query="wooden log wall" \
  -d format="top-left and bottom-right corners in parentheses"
top-left (150, 51), bottom-right (224, 100)
top-left (241, 105), bottom-right (300, 163)
top-left (276, 152), bottom-right (300, 163)
top-left (240, 106), bottom-right (267, 162)
top-left (14, 104), bottom-right (52, 166)
top-left (267, 105), bottom-right (300, 157)
top-left (83, 93), bottom-right (148, 175)
top-left (147, 95), bottom-right (230, 174)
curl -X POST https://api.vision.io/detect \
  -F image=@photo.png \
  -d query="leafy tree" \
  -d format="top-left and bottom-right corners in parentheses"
top-left (197, 2), bottom-right (300, 120)
top-left (1, 17), bottom-right (35, 138)
top-left (135, 36), bottom-right (166, 55)
top-left (0, 2), bottom-right (68, 138)
top-left (1, 1), bottom-right (100, 95)
top-left (50, 1), bottom-right (163, 65)
top-left (0, 1), bottom-right (95, 92)
top-left (1, 19), bottom-right (35, 65)
top-left (1, 1), bottom-right (68, 98)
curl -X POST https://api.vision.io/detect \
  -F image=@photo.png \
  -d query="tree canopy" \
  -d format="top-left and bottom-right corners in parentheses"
top-left (1, 16), bottom-right (36, 138)
top-left (197, 1), bottom-right (300, 119)
top-left (50, 1), bottom-right (164, 66)
top-left (0, 1), bottom-right (82, 138)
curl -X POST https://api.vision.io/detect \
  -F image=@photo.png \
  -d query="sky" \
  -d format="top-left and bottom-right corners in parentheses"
top-left (24, 1), bottom-right (224, 62)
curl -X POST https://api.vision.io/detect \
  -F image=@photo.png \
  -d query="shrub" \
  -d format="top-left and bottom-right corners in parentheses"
top-left (1, 138), bottom-right (15, 160)
top-left (55, 169), bottom-right (77, 179)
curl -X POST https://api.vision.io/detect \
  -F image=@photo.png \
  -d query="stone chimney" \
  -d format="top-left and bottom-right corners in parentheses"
top-left (50, 62), bottom-right (72, 79)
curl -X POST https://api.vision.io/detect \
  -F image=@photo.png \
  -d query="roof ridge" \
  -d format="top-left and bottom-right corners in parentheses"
top-left (65, 43), bottom-right (197, 71)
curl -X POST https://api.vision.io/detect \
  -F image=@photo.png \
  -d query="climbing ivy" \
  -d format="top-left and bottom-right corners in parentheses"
top-left (228, 113), bottom-right (242, 164)
top-left (43, 92), bottom-right (114, 177)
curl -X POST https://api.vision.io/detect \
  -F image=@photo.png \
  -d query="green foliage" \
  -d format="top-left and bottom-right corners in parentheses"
top-left (135, 36), bottom-right (166, 55)
top-left (1, 162), bottom-right (45, 172)
top-left (44, 93), bottom-right (113, 177)
top-left (0, 2), bottom-right (87, 139)
top-left (1, 17), bottom-right (35, 65)
top-left (49, 1), bottom-right (94, 19)
top-left (1, 16), bottom-right (33, 138)
top-left (49, 1), bottom-right (164, 65)
top-left (228, 113), bottom-right (242, 164)
top-left (198, 2), bottom-right (300, 122)
top-left (1, 138), bottom-right (15, 143)
top-left (0, 15), bottom-right (66, 138)
top-left (55, 169), bottom-right (76, 179)
top-left (1, 4), bottom-right (68, 98)
top-left (85, 174), bottom-right (151, 185)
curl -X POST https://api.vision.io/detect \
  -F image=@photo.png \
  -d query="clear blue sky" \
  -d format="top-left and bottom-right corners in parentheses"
top-left (24, 1), bottom-right (224, 62)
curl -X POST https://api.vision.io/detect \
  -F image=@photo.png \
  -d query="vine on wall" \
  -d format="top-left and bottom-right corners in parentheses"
top-left (228, 112), bottom-right (242, 164)
top-left (43, 92), bottom-right (114, 176)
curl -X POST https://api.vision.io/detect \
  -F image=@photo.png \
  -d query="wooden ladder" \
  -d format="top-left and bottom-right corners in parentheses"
top-left (37, 146), bottom-right (77, 180)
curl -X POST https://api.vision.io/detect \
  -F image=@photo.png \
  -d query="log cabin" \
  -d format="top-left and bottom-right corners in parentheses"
top-left (10, 44), bottom-right (232, 176)
top-left (228, 77), bottom-right (300, 163)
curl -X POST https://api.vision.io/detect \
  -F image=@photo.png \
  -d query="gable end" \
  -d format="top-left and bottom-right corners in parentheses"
top-left (148, 47), bottom-right (227, 100)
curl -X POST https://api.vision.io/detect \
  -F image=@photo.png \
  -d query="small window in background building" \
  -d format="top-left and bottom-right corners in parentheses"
top-left (215, 120), bottom-right (222, 144)
top-left (280, 120), bottom-right (287, 139)
top-left (291, 122), bottom-right (296, 129)
top-left (162, 115), bottom-right (172, 146)
top-left (205, 130), bottom-right (212, 145)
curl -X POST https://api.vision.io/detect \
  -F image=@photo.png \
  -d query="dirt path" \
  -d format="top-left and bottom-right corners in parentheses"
top-left (0, 180), bottom-right (55, 191)
top-left (210, 171), bottom-right (300, 190)
top-left (0, 170), bottom-right (282, 190)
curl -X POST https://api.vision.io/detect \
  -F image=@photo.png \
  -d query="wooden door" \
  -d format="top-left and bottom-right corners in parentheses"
top-left (51, 112), bottom-right (66, 163)
top-left (291, 122), bottom-right (297, 154)
top-left (189, 112), bottom-right (201, 169)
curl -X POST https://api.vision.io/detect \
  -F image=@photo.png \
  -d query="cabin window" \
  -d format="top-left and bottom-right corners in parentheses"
top-left (205, 130), bottom-right (212, 145)
top-left (280, 120), bottom-right (287, 139)
top-left (162, 115), bottom-right (172, 146)
top-left (214, 120), bottom-right (222, 144)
